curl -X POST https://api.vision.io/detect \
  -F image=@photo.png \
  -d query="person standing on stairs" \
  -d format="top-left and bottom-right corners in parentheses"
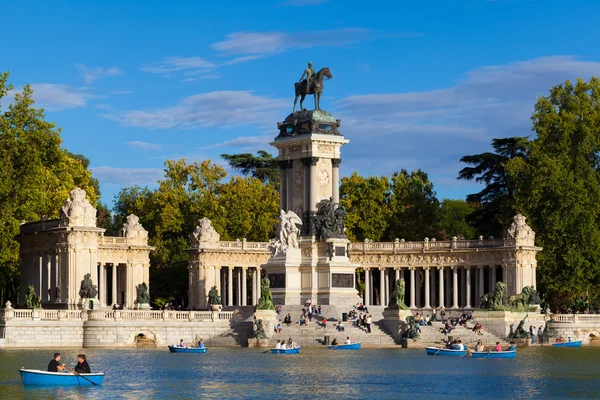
top-left (366, 314), bottom-right (372, 333)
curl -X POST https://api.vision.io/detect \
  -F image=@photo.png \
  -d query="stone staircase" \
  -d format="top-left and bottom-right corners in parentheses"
top-left (202, 306), bottom-right (255, 347)
top-left (269, 305), bottom-right (398, 347)
top-left (417, 321), bottom-right (506, 347)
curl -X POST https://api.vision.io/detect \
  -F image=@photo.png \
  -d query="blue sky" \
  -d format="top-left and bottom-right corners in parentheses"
top-left (2, 0), bottom-right (600, 206)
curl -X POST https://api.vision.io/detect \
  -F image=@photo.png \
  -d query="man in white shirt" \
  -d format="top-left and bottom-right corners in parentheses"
top-left (345, 337), bottom-right (352, 344)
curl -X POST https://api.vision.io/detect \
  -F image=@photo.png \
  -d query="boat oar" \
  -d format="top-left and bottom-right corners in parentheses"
top-left (434, 348), bottom-right (442, 356)
top-left (68, 367), bottom-right (97, 386)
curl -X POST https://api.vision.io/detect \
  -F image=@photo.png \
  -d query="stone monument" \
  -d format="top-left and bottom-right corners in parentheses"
top-left (262, 62), bottom-right (361, 308)
top-left (136, 282), bottom-right (151, 309)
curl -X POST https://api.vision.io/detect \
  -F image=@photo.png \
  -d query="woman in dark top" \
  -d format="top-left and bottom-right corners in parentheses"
top-left (74, 354), bottom-right (91, 373)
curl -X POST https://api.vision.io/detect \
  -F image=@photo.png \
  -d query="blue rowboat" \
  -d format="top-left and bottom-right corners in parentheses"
top-left (471, 350), bottom-right (516, 359)
top-left (552, 340), bottom-right (582, 348)
top-left (168, 345), bottom-right (208, 353)
top-left (425, 347), bottom-right (467, 357)
top-left (20, 368), bottom-right (104, 386)
top-left (327, 343), bottom-right (361, 350)
top-left (271, 347), bottom-right (301, 354)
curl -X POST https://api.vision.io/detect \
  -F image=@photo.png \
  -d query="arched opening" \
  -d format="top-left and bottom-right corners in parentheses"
top-left (134, 329), bottom-right (157, 348)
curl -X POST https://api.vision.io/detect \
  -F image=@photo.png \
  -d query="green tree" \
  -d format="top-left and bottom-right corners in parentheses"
top-left (340, 172), bottom-right (392, 241)
top-left (439, 199), bottom-right (477, 239)
top-left (458, 137), bottom-right (529, 238)
top-left (221, 150), bottom-right (280, 188)
top-left (506, 78), bottom-right (600, 310)
top-left (387, 169), bottom-right (443, 240)
top-left (0, 72), bottom-right (99, 304)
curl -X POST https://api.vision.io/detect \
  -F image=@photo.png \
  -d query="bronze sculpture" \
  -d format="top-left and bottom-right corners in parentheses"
top-left (293, 65), bottom-right (332, 113)
top-left (388, 279), bottom-right (409, 310)
top-left (257, 276), bottom-right (275, 310)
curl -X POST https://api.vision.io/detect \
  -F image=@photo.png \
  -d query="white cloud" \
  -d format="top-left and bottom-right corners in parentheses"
top-left (76, 64), bottom-right (123, 84)
top-left (336, 55), bottom-right (600, 194)
top-left (212, 28), bottom-right (373, 55)
top-left (92, 166), bottom-right (164, 186)
top-left (197, 135), bottom-right (272, 150)
top-left (141, 57), bottom-right (216, 75)
top-left (105, 90), bottom-right (287, 129)
top-left (30, 83), bottom-right (91, 111)
top-left (125, 141), bottom-right (162, 151)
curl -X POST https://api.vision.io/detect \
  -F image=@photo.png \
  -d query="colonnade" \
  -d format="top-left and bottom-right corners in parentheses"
top-left (362, 265), bottom-right (502, 309)
top-left (219, 266), bottom-right (262, 307)
top-left (24, 252), bottom-right (61, 304)
top-left (97, 264), bottom-right (121, 307)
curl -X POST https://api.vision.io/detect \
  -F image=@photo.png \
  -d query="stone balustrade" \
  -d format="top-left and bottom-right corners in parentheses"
top-left (1, 308), bottom-right (235, 322)
top-left (550, 314), bottom-right (600, 323)
top-left (348, 237), bottom-right (510, 253)
top-left (219, 240), bottom-right (270, 251)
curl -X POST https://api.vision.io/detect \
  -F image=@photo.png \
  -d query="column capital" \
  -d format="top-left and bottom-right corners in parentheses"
top-left (228, 266), bottom-right (235, 270)
top-left (241, 266), bottom-right (248, 270)
top-left (331, 158), bottom-right (342, 168)
top-left (437, 266), bottom-right (445, 270)
top-left (308, 156), bottom-right (319, 166)
top-left (378, 266), bottom-right (387, 271)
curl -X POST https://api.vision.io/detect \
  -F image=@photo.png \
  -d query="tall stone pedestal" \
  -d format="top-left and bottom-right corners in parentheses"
top-left (382, 309), bottom-right (413, 342)
top-left (254, 309), bottom-right (278, 340)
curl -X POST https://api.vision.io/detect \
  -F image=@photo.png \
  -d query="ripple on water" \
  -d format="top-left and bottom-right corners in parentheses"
top-left (1, 347), bottom-right (600, 399)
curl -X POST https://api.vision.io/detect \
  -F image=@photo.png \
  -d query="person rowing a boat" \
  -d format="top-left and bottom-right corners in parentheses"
top-left (331, 338), bottom-right (338, 346)
top-left (493, 342), bottom-right (502, 352)
top-left (475, 341), bottom-right (484, 352)
top-left (73, 354), bottom-right (91, 373)
top-left (178, 339), bottom-right (187, 348)
top-left (48, 353), bottom-right (67, 372)
top-left (345, 337), bottom-right (352, 345)
top-left (507, 342), bottom-right (515, 351)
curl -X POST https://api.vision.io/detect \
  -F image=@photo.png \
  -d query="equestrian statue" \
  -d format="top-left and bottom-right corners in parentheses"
top-left (294, 61), bottom-right (332, 113)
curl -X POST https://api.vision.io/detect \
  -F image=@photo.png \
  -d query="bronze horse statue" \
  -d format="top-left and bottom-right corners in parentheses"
top-left (293, 67), bottom-right (332, 113)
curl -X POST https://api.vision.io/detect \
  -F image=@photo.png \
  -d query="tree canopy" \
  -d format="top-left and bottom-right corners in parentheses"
top-left (221, 150), bottom-right (280, 188)
top-left (458, 137), bottom-right (529, 238)
top-left (0, 72), bottom-right (100, 304)
top-left (507, 77), bottom-right (600, 310)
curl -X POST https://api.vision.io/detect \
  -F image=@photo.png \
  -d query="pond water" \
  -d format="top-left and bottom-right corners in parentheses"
top-left (1, 346), bottom-right (599, 399)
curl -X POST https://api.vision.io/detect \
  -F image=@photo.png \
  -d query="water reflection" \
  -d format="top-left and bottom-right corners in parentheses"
top-left (1, 347), bottom-right (600, 399)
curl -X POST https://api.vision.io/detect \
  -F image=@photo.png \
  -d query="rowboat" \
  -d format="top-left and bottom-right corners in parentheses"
top-left (471, 350), bottom-right (516, 359)
top-left (552, 340), bottom-right (582, 348)
top-left (425, 347), bottom-right (467, 357)
top-left (168, 345), bottom-right (208, 353)
top-left (19, 368), bottom-right (104, 386)
top-left (328, 342), bottom-right (361, 350)
top-left (271, 346), bottom-right (301, 354)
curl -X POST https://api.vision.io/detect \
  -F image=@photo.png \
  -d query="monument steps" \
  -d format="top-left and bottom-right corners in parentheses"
top-left (417, 321), bottom-right (505, 346)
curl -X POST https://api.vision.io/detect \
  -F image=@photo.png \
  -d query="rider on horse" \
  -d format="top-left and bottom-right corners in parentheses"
top-left (299, 61), bottom-right (315, 93)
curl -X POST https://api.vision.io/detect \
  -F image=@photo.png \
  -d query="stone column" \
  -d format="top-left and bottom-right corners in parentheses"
top-left (430, 267), bottom-right (436, 307)
top-left (227, 267), bottom-right (233, 307)
top-left (252, 268), bottom-right (257, 306)
top-left (395, 268), bottom-right (400, 282)
top-left (379, 268), bottom-right (385, 306)
top-left (54, 252), bottom-right (60, 302)
top-left (409, 268), bottom-right (416, 308)
top-left (309, 157), bottom-right (319, 213)
top-left (460, 267), bottom-right (466, 307)
top-left (99, 264), bottom-right (106, 307)
top-left (445, 267), bottom-right (451, 307)
top-left (332, 158), bottom-right (341, 203)
top-left (35, 255), bottom-right (42, 299)
top-left (236, 268), bottom-right (242, 306)
top-left (424, 267), bottom-right (431, 309)
top-left (278, 161), bottom-right (287, 211)
top-left (438, 267), bottom-right (444, 308)
top-left (242, 267), bottom-right (248, 306)
top-left (285, 161), bottom-right (293, 211)
top-left (489, 266), bottom-right (496, 290)
top-left (384, 268), bottom-right (390, 305)
top-left (478, 267), bottom-right (485, 306)
top-left (415, 268), bottom-right (421, 308)
top-left (255, 267), bottom-right (262, 305)
top-left (112, 264), bottom-right (118, 306)
top-left (41, 254), bottom-right (49, 303)
top-left (364, 268), bottom-right (370, 306)
top-left (465, 267), bottom-right (472, 308)
top-left (452, 267), bottom-right (459, 309)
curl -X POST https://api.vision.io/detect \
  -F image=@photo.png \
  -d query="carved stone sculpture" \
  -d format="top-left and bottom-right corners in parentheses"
top-left (120, 214), bottom-right (148, 239)
top-left (313, 198), bottom-right (346, 241)
top-left (136, 282), bottom-right (150, 304)
top-left (79, 273), bottom-right (98, 300)
top-left (4, 300), bottom-right (13, 310)
top-left (269, 210), bottom-right (302, 256)
top-left (479, 281), bottom-right (507, 310)
top-left (59, 188), bottom-right (97, 227)
top-left (25, 285), bottom-right (41, 309)
top-left (388, 279), bottom-right (409, 310)
top-left (253, 319), bottom-right (268, 339)
top-left (505, 214), bottom-right (535, 246)
top-left (257, 277), bottom-right (275, 310)
top-left (207, 285), bottom-right (221, 305)
top-left (190, 217), bottom-right (220, 248)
